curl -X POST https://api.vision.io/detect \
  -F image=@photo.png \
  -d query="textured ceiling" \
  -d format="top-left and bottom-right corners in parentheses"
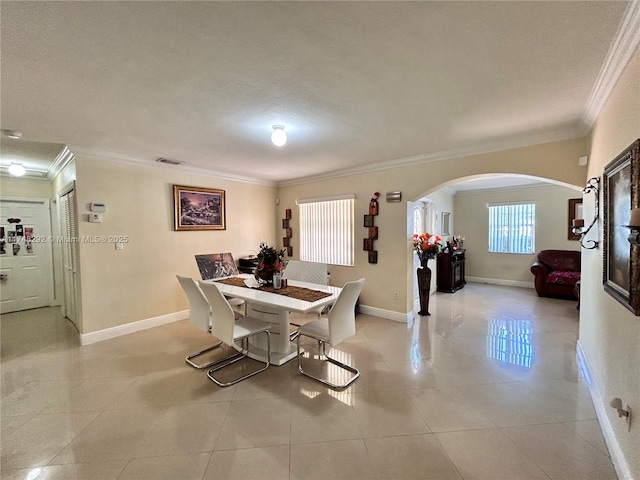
top-left (0, 1), bottom-right (631, 185)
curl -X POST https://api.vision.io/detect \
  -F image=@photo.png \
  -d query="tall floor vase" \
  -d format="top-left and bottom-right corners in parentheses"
top-left (417, 258), bottom-right (432, 316)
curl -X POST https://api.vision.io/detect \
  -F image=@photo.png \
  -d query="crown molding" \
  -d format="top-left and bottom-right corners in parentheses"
top-left (46, 145), bottom-right (75, 181)
top-left (277, 127), bottom-right (581, 187)
top-left (454, 182), bottom-right (560, 197)
top-left (67, 146), bottom-right (276, 187)
top-left (581, 0), bottom-right (640, 130)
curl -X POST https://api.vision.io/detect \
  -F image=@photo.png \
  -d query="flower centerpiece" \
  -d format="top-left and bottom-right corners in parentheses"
top-left (254, 241), bottom-right (286, 284)
top-left (412, 232), bottom-right (443, 265)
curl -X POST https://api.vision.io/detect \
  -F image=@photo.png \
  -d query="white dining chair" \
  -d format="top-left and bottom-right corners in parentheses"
top-left (283, 260), bottom-right (330, 336)
top-left (198, 281), bottom-right (272, 387)
top-left (283, 260), bottom-right (328, 286)
top-left (296, 278), bottom-right (365, 389)
top-left (176, 275), bottom-right (223, 369)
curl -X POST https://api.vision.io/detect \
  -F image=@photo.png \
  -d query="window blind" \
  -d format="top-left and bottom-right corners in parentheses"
top-left (298, 197), bottom-right (354, 266)
top-left (488, 202), bottom-right (535, 254)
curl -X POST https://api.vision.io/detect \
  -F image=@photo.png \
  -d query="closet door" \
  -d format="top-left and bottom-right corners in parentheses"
top-left (60, 189), bottom-right (78, 327)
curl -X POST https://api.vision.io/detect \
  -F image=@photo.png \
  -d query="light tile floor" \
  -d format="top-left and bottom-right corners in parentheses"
top-left (1, 283), bottom-right (618, 480)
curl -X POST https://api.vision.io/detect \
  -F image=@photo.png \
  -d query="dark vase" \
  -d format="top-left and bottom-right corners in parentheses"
top-left (417, 256), bottom-right (433, 315)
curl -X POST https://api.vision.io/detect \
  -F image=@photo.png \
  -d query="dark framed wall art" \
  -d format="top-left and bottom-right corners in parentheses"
top-left (602, 139), bottom-right (640, 315)
top-left (173, 185), bottom-right (226, 231)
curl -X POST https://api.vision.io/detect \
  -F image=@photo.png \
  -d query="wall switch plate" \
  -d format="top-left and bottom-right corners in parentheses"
top-left (88, 213), bottom-right (103, 223)
top-left (115, 242), bottom-right (124, 250)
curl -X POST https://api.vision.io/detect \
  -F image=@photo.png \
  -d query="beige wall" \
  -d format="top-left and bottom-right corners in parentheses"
top-left (582, 47), bottom-right (639, 477)
top-left (278, 137), bottom-right (588, 314)
top-left (0, 176), bottom-right (52, 199)
top-left (454, 184), bottom-right (581, 285)
top-left (74, 156), bottom-right (277, 333)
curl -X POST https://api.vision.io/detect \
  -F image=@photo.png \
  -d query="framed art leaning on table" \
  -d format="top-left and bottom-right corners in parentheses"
top-left (173, 185), bottom-right (226, 231)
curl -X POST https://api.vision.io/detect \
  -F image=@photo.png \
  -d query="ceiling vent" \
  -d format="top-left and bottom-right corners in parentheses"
top-left (156, 157), bottom-right (184, 166)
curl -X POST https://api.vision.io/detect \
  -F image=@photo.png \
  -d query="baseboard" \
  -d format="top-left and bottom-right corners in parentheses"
top-left (576, 341), bottom-right (633, 480)
top-left (466, 276), bottom-right (534, 289)
top-left (358, 304), bottom-right (409, 323)
top-left (80, 309), bottom-right (189, 345)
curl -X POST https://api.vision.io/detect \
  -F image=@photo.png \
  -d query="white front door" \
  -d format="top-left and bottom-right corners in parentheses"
top-left (0, 198), bottom-right (54, 313)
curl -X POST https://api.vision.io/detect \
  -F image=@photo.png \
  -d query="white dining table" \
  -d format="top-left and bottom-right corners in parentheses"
top-left (204, 274), bottom-right (341, 365)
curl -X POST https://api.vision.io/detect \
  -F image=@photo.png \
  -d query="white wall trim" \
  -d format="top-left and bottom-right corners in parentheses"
top-left (47, 145), bottom-right (75, 181)
top-left (359, 304), bottom-right (409, 323)
top-left (466, 276), bottom-right (534, 289)
top-left (68, 145), bottom-right (275, 187)
top-left (576, 341), bottom-right (633, 480)
top-left (80, 309), bottom-right (188, 345)
top-left (277, 129), bottom-right (581, 187)
top-left (581, 0), bottom-right (640, 130)
top-left (454, 182), bottom-right (559, 197)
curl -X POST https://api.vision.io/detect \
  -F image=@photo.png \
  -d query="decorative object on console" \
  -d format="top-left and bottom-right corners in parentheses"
top-left (413, 232), bottom-right (442, 315)
top-left (452, 235), bottom-right (465, 249)
top-left (364, 192), bottom-right (380, 263)
top-left (603, 138), bottom-right (640, 316)
top-left (254, 242), bottom-right (286, 284)
top-left (570, 177), bottom-right (599, 249)
top-left (530, 250), bottom-right (581, 300)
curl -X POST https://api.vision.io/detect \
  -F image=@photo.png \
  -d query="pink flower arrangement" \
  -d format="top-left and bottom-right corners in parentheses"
top-left (412, 232), bottom-right (442, 261)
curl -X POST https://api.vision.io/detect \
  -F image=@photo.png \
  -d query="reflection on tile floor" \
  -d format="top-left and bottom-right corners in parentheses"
top-left (1, 283), bottom-right (617, 479)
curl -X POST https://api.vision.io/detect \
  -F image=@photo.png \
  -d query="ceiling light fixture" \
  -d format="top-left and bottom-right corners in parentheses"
top-left (8, 163), bottom-right (26, 177)
top-left (1, 129), bottom-right (23, 139)
top-left (271, 125), bottom-right (287, 147)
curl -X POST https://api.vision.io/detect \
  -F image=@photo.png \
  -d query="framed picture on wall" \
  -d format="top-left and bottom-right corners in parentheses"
top-left (602, 139), bottom-right (640, 315)
top-left (441, 212), bottom-right (450, 236)
top-left (173, 185), bottom-right (226, 231)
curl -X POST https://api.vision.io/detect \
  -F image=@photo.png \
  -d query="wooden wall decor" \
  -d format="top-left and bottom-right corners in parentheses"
top-left (364, 192), bottom-right (380, 263)
top-left (283, 208), bottom-right (293, 256)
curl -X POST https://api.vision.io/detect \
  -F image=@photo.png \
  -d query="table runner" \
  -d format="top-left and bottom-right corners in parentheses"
top-left (215, 277), bottom-right (332, 302)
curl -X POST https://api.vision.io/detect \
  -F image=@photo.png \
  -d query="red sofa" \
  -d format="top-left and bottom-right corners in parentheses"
top-left (530, 250), bottom-right (581, 299)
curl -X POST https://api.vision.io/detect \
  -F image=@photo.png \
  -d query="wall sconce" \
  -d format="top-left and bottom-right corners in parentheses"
top-left (386, 191), bottom-right (402, 202)
top-left (571, 177), bottom-right (600, 249)
top-left (624, 208), bottom-right (640, 245)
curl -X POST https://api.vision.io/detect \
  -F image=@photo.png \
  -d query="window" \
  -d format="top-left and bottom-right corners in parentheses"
top-left (488, 202), bottom-right (535, 254)
top-left (412, 206), bottom-right (422, 235)
top-left (298, 195), bottom-right (354, 266)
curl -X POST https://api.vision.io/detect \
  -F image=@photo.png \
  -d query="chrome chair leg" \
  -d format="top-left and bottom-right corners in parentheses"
top-left (185, 340), bottom-right (223, 369)
top-left (207, 331), bottom-right (271, 387)
top-left (296, 334), bottom-right (360, 390)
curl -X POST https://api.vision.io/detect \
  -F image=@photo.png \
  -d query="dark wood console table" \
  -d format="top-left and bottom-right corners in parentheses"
top-left (437, 249), bottom-right (466, 293)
